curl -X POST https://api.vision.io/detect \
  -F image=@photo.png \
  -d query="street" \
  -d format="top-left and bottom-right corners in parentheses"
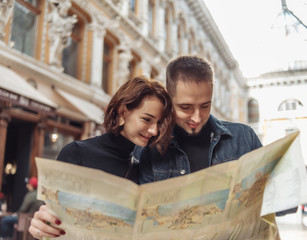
top-left (277, 207), bottom-right (307, 239)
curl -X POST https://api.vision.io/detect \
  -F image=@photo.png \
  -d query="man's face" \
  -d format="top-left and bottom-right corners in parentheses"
top-left (172, 80), bottom-right (212, 135)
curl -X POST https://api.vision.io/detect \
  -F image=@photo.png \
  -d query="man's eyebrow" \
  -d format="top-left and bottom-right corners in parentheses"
top-left (177, 100), bottom-right (212, 105)
top-left (202, 101), bottom-right (212, 105)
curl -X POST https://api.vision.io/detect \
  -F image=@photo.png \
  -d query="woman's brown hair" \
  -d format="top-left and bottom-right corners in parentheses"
top-left (103, 76), bottom-right (175, 153)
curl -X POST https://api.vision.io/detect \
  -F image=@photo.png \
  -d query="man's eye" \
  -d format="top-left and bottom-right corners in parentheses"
top-left (201, 105), bottom-right (209, 109)
top-left (180, 106), bottom-right (190, 110)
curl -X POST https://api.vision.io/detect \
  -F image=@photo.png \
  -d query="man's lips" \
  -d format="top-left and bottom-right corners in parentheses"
top-left (187, 123), bottom-right (200, 129)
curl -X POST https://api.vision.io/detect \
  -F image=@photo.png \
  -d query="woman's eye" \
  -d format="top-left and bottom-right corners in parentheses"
top-left (143, 118), bottom-right (150, 122)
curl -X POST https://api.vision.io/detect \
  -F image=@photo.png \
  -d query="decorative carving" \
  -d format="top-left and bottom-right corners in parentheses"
top-left (117, 36), bottom-right (133, 86)
top-left (47, 0), bottom-right (77, 70)
top-left (0, 0), bottom-right (14, 40)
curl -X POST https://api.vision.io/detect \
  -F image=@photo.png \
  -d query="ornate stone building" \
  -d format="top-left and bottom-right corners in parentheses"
top-left (0, 0), bottom-right (247, 210)
top-left (247, 0), bottom-right (307, 166)
top-left (248, 66), bottom-right (307, 165)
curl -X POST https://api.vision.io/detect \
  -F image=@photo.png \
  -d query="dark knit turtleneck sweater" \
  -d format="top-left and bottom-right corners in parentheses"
top-left (174, 123), bottom-right (211, 172)
top-left (57, 133), bottom-right (138, 183)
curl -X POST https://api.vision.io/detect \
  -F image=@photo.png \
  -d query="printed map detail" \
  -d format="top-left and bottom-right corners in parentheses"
top-left (35, 131), bottom-right (307, 240)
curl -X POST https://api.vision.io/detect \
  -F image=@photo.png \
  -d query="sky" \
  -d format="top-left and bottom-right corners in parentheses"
top-left (204, 0), bottom-right (307, 77)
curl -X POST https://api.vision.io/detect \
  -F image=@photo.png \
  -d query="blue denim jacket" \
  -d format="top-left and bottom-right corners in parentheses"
top-left (135, 115), bottom-right (262, 184)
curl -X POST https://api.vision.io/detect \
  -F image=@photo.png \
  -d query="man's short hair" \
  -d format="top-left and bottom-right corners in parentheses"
top-left (166, 55), bottom-right (214, 97)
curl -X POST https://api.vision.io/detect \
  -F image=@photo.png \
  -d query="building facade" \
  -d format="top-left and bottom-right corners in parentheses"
top-left (248, 67), bottom-right (307, 165)
top-left (0, 0), bottom-right (247, 210)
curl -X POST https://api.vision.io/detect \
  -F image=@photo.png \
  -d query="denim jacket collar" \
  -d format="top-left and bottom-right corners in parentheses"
top-left (170, 114), bottom-right (231, 147)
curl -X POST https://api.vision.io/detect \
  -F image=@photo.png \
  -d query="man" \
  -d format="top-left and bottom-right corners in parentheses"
top-left (137, 55), bottom-right (262, 183)
top-left (0, 177), bottom-right (44, 239)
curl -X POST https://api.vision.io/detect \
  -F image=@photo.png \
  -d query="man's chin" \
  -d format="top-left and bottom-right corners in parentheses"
top-left (185, 128), bottom-right (201, 135)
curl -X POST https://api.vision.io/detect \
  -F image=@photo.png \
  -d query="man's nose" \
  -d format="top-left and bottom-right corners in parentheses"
top-left (191, 109), bottom-right (201, 123)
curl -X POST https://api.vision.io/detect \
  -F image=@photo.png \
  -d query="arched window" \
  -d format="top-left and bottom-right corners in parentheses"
top-left (62, 17), bottom-right (83, 78)
top-left (10, 0), bottom-right (41, 57)
top-left (150, 67), bottom-right (158, 80)
top-left (103, 32), bottom-right (118, 95)
top-left (62, 5), bottom-right (90, 80)
top-left (103, 40), bottom-right (113, 94)
top-left (164, 8), bottom-right (170, 52)
top-left (177, 16), bottom-right (186, 55)
top-left (148, 0), bottom-right (155, 36)
top-left (248, 99), bottom-right (259, 123)
top-left (278, 99), bottom-right (304, 111)
top-left (128, 52), bottom-right (141, 79)
top-left (188, 29), bottom-right (196, 54)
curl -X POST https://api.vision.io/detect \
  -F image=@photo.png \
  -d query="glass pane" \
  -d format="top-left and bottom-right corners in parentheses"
top-left (43, 131), bottom-right (75, 160)
top-left (148, 2), bottom-right (153, 34)
top-left (25, 0), bottom-right (38, 7)
top-left (11, 2), bottom-right (36, 57)
top-left (104, 42), bottom-right (110, 56)
top-left (103, 60), bottom-right (109, 92)
top-left (103, 42), bottom-right (111, 93)
top-left (130, 0), bottom-right (135, 11)
top-left (63, 38), bottom-right (78, 78)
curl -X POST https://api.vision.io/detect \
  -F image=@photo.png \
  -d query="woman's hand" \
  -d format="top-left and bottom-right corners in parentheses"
top-left (28, 205), bottom-right (66, 239)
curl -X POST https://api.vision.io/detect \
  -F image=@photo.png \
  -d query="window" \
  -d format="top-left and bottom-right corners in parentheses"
top-left (62, 14), bottom-right (83, 78)
top-left (128, 53), bottom-right (141, 79)
top-left (102, 41), bottom-right (113, 94)
top-left (164, 9), bottom-right (170, 52)
top-left (43, 130), bottom-right (75, 160)
top-left (177, 17), bottom-right (186, 54)
top-left (150, 67), bottom-right (158, 80)
top-left (148, 0), bottom-right (154, 36)
top-left (248, 99), bottom-right (259, 123)
top-left (102, 33), bottom-right (118, 95)
top-left (278, 99), bottom-right (304, 111)
top-left (10, 0), bottom-right (40, 57)
top-left (130, 0), bottom-right (136, 12)
top-left (188, 30), bottom-right (196, 54)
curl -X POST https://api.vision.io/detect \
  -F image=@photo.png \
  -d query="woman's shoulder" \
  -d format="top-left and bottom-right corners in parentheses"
top-left (57, 135), bottom-right (104, 163)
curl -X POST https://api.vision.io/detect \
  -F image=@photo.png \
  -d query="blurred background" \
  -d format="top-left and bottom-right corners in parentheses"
top-left (0, 0), bottom-right (306, 237)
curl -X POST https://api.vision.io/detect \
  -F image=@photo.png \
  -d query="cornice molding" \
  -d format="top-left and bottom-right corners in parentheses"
top-left (186, 0), bottom-right (237, 70)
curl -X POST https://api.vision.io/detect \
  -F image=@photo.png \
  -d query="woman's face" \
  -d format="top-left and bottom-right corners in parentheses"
top-left (120, 96), bottom-right (164, 146)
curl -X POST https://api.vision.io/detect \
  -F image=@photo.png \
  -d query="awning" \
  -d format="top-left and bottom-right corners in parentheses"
top-left (55, 89), bottom-right (104, 124)
top-left (0, 65), bottom-right (57, 113)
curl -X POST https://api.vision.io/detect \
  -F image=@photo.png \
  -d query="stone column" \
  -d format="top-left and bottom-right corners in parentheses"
top-left (182, 37), bottom-right (188, 54)
top-left (172, 19), bottom-right (178, 56)
top-left (0, 0), bottom-right (14, 40)
top-left (0, 110), bottom-right (10, 190)
top-left (118, 0), bottom-right (129, 16)
top-left (157, 1), bottom-right (165, 52)
top-left (117, 45), bottom-right (133, 86)
top-left (140, 59), bottom-right (151, 78)
top-left (139, 0), bottom-right (148, 35)
top-left (47, 0), bottom-right (77, 70)
top-left (89, 23), bottom-right (106, 88)
top-left (29, 120), bottom-right (46, 177)
top-left (117, 35), bottom-right (133, 87)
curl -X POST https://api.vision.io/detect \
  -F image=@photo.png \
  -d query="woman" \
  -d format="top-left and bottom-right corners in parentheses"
top-left (29, 76), bottom-right (174, 239)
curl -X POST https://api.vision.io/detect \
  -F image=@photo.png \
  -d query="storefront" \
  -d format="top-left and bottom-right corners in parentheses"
top-left (0, 65), bottom-right (104, 211)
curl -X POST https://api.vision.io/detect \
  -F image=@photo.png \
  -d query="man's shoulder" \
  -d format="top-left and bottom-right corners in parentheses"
top-left (219, 120), bottom-right (253, 130)
top-left (134, 145), bottom-right (170, 162)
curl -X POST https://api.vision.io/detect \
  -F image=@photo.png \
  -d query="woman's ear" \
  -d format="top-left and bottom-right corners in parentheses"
top-left (118, 105), bottom-right (127, 126)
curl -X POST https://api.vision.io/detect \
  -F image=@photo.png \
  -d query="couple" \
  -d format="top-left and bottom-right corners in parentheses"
top-left (29, 55), bottom-right (262, 239)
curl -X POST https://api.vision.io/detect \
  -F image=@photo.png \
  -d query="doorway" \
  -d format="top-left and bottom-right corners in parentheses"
top-left (2, 118), bottom-right (34, 211)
